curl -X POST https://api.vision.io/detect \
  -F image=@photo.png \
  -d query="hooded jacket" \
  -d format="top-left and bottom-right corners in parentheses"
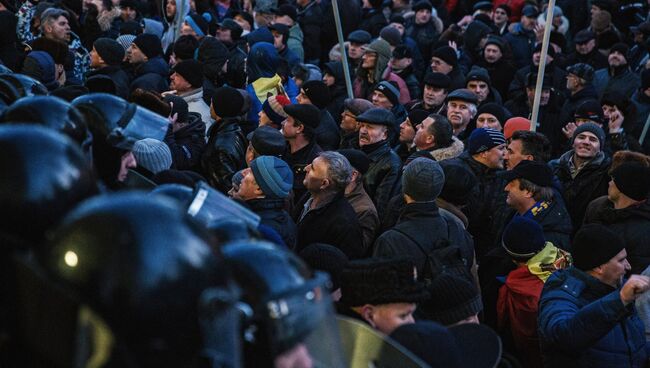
top-left (164, 111), bottom-right (206, 171)
top-left (161, 0), bottom-right (191, 52)
top-left (353, 43), bottom-right (411, 105)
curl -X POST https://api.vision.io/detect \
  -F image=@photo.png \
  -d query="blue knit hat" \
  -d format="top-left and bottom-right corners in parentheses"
top-left (502, 216), bottom-right (545, 260)
top-left (250, 156), bottom-right (293, 199)
top-left (468, 128), bottom-right (506, 154)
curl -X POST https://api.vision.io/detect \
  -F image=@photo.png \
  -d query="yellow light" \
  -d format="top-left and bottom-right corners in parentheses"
top-left (64, 251), bottom-right (78, 267)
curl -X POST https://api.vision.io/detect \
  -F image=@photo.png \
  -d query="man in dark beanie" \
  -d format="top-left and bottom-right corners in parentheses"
top-left (244, 125), bottom-right (286, 165)
top-left (476, 103), bottom-right (508, 132)
top-left (478, 36), bottom-right (515, 99)
top-left (372, 81), bottom-right (408, 142)
top-left (87, 37), bottom-right (129, 98)
top-left (406, 72), bottom-right (450, 114)
top-left (497, 216), bottom-right (571, 367)
top-left (168, 59), bottom-right (212, 132)
top-left (170, 35), bottom-right (199, 67)
top-left (559, 63), bottom-right (599, 127)
top-left (339, 98), bottom-right (374, 149)
top-left (449, 128), bottom-right (507, 259)
top-left (553, 122), bottom-right (611, 230)
top-left (374, 157), bottom-right (474, 278)
top-left (430, 45), bottom-right (465, 90)
top-left (299, 243), bottom-right (349, 302)
top-left (297, 80), bottom-right (339, 150)
top-left (465, 65), bottom-right (502, 106)
top-left (338, 257), bottom-right (429, 334)
top-left (538, 224), bottom-right (650, 367)
top-left (356, 108), bottom-right (403, 219)
top-left (338, 148), bottom-right (379, 252)
top-left (127, 33), bottom-right (169, 93)
top-left (163, 94), bottom-right (206, 172)
top-left (420, 273), bottom-right (483, 326)
top-left (594, 43), bottom-right (641, 100)
top-left (585, 161), bottom-right (650, 274)
top-left (296, 151), bottom-right (364, 259)
top-left (234, 155), bottom-right (296, 248)
top-left (200, 86), bottom-right (247, 193)
top-left (406, 0), bottom-right (439, 62)
top-left (282, 103), bottom-right (323, 205)
top-left (268, 23), bottom-right (300, 70)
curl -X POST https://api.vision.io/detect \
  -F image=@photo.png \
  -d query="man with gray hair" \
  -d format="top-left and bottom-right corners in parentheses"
top-left (296, 151), bottom-right (365, 259)
top-left (35, 7), bottom-right (90, 83)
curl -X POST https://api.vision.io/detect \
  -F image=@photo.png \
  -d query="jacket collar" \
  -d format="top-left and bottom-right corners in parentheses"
top-left (361, 139), bottom-right (390, 160)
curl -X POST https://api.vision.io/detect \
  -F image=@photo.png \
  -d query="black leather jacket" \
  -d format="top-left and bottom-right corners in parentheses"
top-left (201, 117), bottom-right (246, 193)
top-left (361, 139), bottom-right (402, 220)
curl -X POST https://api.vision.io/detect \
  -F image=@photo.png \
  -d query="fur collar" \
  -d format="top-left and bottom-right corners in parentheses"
top-left (98, 7), bottom-right (121, 32)
top-left (430, 136), bottom-right (464, 161)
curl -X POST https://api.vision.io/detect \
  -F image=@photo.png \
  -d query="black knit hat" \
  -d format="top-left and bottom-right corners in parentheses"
top-left (340, 258), bottom-right (429, 307)
top-left (132, 33), bottom-right (163, 58)
top-left (502, 216), bottom-right (546, 260)
top-left (611, 161), bottom-right (650, 201)
top-left (439, 160), bottom-right (478, 206)
top-left (477, 102), bottom-right (507, 125)
top-left (424, 72), bottom-right (451, 89)
top-left (173, 59), bottom-right (204, 88)
top-left (485, 36), bottom-right (505, 52)
top-left (572, 224), bottom-right (625, 271)
top-left (93, 38), bottom-right (125, 65)
top-left (301, 80), bottom-right (331, 109)
top-left (272, 4), bottom-right (297, 21)
top-left (420, 273), bottom-right (483, 326)
top-left (31, 37), bottom-right (69, 65)
top-left (283, 103), bottom-right (321, 130)
top-left (246, 125), bottom-right (286, 157)
top-left (407, 109), bottom-right (430, 129)
top-left (338, 149), bottom-right (371, 175)
top-left (173, 35), bottom-right (199, 60)
top-left (465, 65), bottom-right (491, 85)
top-left (299, 243), bottom-right (349, 290)
top-left (211, 86), bottom-right (245, 118)
top-left (431, 46), bottom-right (458, 67)
top-left (610, 42), bottom-right (629, 60)
top-left (413, 0), bottom-right (432, 13)
top-left (534, 42), bottom-right (556, 58)
top-left (218, 19), bottom-right (243, 40)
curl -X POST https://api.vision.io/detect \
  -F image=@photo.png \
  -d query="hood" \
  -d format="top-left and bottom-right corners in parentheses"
top-left (97, 7), bottom-right (121, 32)
top-left (356, 49), bottom-right (389, 83)
top-left (197, 37), bottom-right (229, 81)
top-left (247, 42), bottom-right (280, 81)
top-left (464, 20), bottom-right (492, 52)
top-left (323, 61), bottom-right (345, 86)
top-left (162, 0), bottom-right (190, 26)
top-left (430, 136), bottom-right (464, 161)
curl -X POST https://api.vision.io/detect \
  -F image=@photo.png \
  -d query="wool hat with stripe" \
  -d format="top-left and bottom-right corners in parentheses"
top-left (502, 216), bottom-right (546, 260)
top-left (374, 80), bottom-right (400, 106)
top-left (132, 33), bottom-right (163, 58)
top-left (262, 94), bottom-right (291, 125)
top-left (468, 128), bottom-right (506, 154)
top-left (117, 34), bottom-right (136, 51)
top-left (250, 156), bottom-right (293, 199)
top-left (132, 138), bottom-right (172, 174)
top-left (184, 13), bottom-right (209, 37)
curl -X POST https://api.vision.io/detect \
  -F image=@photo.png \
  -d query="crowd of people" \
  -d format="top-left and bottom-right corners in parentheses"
top-left (2, 0), bottom-right (650, 367)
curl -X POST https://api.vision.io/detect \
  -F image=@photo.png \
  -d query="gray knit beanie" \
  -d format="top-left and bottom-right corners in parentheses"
top-left (132, 138), bottom-right (172, 174)
top-left (403, 157), bottom-right (445, 202)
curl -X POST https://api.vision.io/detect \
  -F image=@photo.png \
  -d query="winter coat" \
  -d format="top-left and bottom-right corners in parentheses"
top-left (164, 112), bottom-right (206, 171)
top-left (296, 191), bottom-right (365, 259)
top-left (558, 84), bottom-right (600, 126)
top-left (538, 267), bottom-right (649, 368)
top-left (80, 7), bottom-right (122, 51)
top-left (161, 0), bottom-right (190, 52)
top-left (247, 198), bottom-right (297, 250)
top-left (361, 139), bottom-right (403, 220)
top-left (359, 7), bottom-right (387, 38)
top-left (287, 24), bottom-right (304, 63)
top-left (315, 109), bottom-right (340, 151)
top-left (448, 152), bottom-right (509, 259)
top-left (404, 136), bottom-right (465, 164)
top-left (563, 49), bottom-right (609, 71)
top-left (394, 66), bottom-right (421, 100)
top-left (508, 61), bottom-right (568, 102)
top-left (180, 88), bottom-right (213, 135)
top-left (373, 201), bottom-right (474, 276)
top-left (405, 20), bottom-right (439, 63)
top-left (593, 67), bottom-right (641, 100)
top-left (504, 23), bottom-right (537, 69)
top-left (345, 182), bottom-right (379, 254)
top-left (130, 56), bottom-right (169, 93)
top-left (353, 65), bottom-right (411, 106)
top-left (87, 65), bottom-right (130, 99)
top-left (630, 90), bottom-right (650, 154)
top-left (297, 0), bottom-right (323, 63)
top-left (478, 58), bottom-right (516, 102)
top-left (340, 130), bottom-right (360, 150)
top-left (323, 61), bottom-right (346, 124)
top-left (584, 197), bottom-right (650, 275)
top-left (552, 150), bottom-right (611, 231)
top-left (201, 117), bottom-right (246, 193)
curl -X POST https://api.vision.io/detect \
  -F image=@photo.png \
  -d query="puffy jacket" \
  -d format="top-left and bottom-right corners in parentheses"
top-left (584, 197), bottom-right (650, 274)
top-left (538, 267), bottom-right (649, 368)
top-left (552, 150), bottom-right (611, 231)
top-left (201, 117), bottom-right (246, 193)
top-left (247, 198), bottom-right (297, 250)
top-left (164, 112), bottom-right (206, 172)
top-left (361, 139), bottom-right (403, 220)
top-left (130, 56), bottom-right (169, 93)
